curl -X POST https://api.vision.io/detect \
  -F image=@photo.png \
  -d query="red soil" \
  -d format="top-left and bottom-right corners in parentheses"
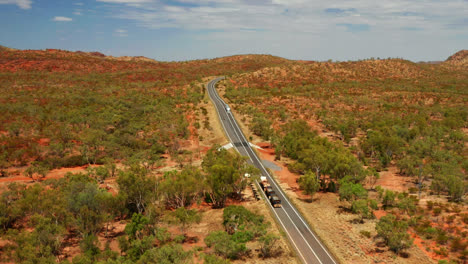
top-left (0, 165), bottom-right (95, 184)
top-left (373, 210), bottom-right (387, 219)
top-left (375, 166), bottom-right (414, 192)
top-left (37, 138), bottom-right (50, 146)
top-left (410, 231), bottom-right (446, 261)
top-left (256, 142), bottom-right (308, 199)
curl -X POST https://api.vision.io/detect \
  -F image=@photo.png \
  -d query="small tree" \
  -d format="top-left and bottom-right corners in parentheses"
top-left (366, 167), bottom-right (380, 190)
top-left (125, 213), bottom-right (150, 240)
top-left (397, 196), bottom-right (417, 215)
top-left (117, 165), bottom-right (157, 214)
top-left (376, 214), bottom-right (413, 254)
top-left (24, 161), bottom-right (49, 182)
top-left (259, 233), bottom-right (281, 258)
top-left (170, 207), bottom-right (201, 233)
top-left (351, 199), bottom-right (378, 222)
top-left (298, 171), bottom-right (320, 196)
top-left (139, 244), bottom-right (192, 264)
top-left (446, 174), bottom-right (465, 202)
top-left (339, 180), bottom-right (367, 202)
top-left (205, 231), bottom-right (247, 260)
top-left (382, 190), bottom-right (397, 209)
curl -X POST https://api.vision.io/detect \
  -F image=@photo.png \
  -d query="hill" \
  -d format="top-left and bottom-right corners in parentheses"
top-left (0, 48), bottom-right (466, 264)
top-left (0, 48), bottom-right (291, 169)
top-left (221, 56), bottom-right (467, 263)
top-left (445, 49), bottom-right (468, 65)
top-left (0, 48), bottom-right (297, 264)
top-left (0, 44), bottom-right (15, 52)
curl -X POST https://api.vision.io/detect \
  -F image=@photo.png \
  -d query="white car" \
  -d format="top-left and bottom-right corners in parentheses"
top-left (225, 105), bottom-right (231, 112)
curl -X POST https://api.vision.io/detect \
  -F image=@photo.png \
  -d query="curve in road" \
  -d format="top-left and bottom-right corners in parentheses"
top-left (206, 77), bottom-right (338, 264)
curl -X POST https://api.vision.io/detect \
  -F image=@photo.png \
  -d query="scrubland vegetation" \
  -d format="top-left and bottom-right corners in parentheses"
top-left (0, 47), bottom-right (466, 263)
top-left (0, 50), bottom-right (288, 173)
top-left (0, 49), bottom-right (291, 263)
top-left (223, 52), bottom-right (467, 262)
top-left (0, 147), bottom-right (287, 263)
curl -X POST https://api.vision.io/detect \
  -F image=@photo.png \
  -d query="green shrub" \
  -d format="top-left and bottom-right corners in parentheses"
top-left (259, 233), bottom-right (281, 258)
top-left (423, 227), bottom-right (437, 239)
top-left (450, 237), bottom-right (467, 252)
top-left (339, 180), bottom-right (367, 202)
top-left (223, 205), bottom-right (266, 237)
top-left (360, 230), bottom-right (372, 238)
top-left (231, 231), bottom-right (254, 243)
top-left (427, 200), bottom-right (437, 209)
top-left (204, 254), bottom-right (231, 264)
top-left (436, 229), bottom-right (449, 245)
top-left (204, 231), bottom-right (247, 260)
top-left (433, 207), bottom-right (442, 216)
top-left (382, 190), bottom-right (397, 209)
top-left (376, 214), bottom-right (413, 254)
top-left (174, 235), bottom-right (185, 244)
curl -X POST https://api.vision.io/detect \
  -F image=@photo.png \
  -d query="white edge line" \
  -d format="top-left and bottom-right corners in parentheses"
top-left (211, 78), bottom-right (337, 264)
top-left (225, 106), bottom-right (323, 264)
top-left (207, 79), bottom-right (238, 155)
top-left (258, 182), bottom-right (308, 264)
top-left (247, 144), bottom-right (336, 263)
top-left (208, 78), bottom-right (307, 263)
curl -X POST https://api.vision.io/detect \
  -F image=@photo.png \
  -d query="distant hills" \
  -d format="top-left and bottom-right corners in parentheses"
top-left (0, 44), bottom-right (16, 52)
top-left (445, 50), bottom-right (468, 65)
top-left (1, 44), bottom-right (467, 65)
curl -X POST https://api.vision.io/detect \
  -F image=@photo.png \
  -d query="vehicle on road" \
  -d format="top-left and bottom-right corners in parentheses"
top-left (260, 176), bottom-right (269, 190)
top-left (265, 186), bottom-right (275, 198)
top-left (270, 195), bottom-right (282, 208)
top-left (208, 77), bottom-right (336, 264)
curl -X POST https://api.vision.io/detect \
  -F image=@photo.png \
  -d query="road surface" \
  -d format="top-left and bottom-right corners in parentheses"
top-left (207, 77), bottom-right (338, 264)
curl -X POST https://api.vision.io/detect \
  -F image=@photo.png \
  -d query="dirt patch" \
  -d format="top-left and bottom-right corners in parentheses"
top-left (256, 143), bottom-right (307, 200)
top-left (0, 165), bottom-right (97, 190)
top-left (375, 166), bottom-right (415, 192)
top-left (253, 143), bottom-right (434, 264)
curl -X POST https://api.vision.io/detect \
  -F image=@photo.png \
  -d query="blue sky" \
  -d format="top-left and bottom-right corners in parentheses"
top-left (0, 0), bottom-right (466, 61)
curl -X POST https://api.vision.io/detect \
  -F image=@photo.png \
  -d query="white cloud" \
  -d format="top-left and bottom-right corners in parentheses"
top-left (53, 16), bottom-right (73, 22)
top-left (0, 0), bottom-right (32, 9)
top-left (73, 9), bottom-right (82, 15)
top-left (97, 0), bottom-right (468, 61)
top-left (114, 28), bottom-right (128, 37)
top-left (74, 2), bottom-right (84, 5)
top-left (97, 0), bottom-right (153, 3)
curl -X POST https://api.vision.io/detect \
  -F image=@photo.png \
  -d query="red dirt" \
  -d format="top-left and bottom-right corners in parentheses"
top-left (375, 166), bottom-right (414, 192)
top-left (256, 142), bottom-right (308, 199)
top-left (0, 165), bottom-right (96, 187)
top-left (37, 138), bottom-right (50, 146)
top-left (410, 231), bottom-right (446, 261)
top-left (373, 210), bottom-right (387, 219)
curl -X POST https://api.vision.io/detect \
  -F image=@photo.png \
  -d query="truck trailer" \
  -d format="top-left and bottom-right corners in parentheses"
top-left (259, 176), bottom-right (281, 207)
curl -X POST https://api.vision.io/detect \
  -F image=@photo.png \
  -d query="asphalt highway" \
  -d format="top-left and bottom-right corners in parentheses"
top-left (207, 77), bottom-right (338, 264)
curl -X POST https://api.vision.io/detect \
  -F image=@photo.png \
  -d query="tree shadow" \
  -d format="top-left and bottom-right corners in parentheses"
top-left (399, 251), bottom-right (410, 258)
top-left (337, 205), bottom-right (352, 214)
top-left (349, 218), bottom-right (364, 224)
top-left (298, 197), bottom-right (318, 203)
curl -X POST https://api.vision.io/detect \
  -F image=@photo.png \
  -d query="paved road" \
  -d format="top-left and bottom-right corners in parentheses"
top-left (207, 77), bottom-right (338, 264)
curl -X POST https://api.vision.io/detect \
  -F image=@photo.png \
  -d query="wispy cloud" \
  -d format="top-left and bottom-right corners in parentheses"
top-left (114, 28), bottom-right (128, 37)
top-left (53, 16), bottom-right (73, 22)
top-left (101, 0), bottom-right (467, 36)
top-left (0, 0), bottom-right (32, 9)
top-left (73, 9), bottom-right (82, 15)
top-left (338, 23), bottom-right (370, 32)
top-left (97, 0), bottom-right (153, 3)
top-left (324, 8), bottom-right (357, 15)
